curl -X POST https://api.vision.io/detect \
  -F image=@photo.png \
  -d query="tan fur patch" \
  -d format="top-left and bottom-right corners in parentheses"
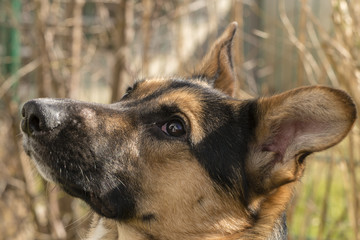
top-left (156, 89), bottom-right (205, 144)
top-left (127, 147), bottom-right (252, 239)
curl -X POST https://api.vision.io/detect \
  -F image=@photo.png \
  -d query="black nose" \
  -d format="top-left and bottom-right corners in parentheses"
top-left (21, 99), bottom-right (65, 135)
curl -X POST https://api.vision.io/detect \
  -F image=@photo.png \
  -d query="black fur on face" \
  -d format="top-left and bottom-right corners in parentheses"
top-left (21, 99), bottom-right (141, 219)
top-left (193, 99), bottom-right (258, 206)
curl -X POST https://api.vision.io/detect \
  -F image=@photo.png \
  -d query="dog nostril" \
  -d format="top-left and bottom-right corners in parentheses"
top-left (21, 106), bottom-right (26, 118)
top-left (28, 114), bottom-right (42, 133)
top-left (21, 99), bottom-right (66, 136)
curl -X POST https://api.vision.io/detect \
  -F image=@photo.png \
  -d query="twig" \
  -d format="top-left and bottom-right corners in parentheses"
top-left (348, 132), bottom-right (359, 239)
top-left (316, 154), bottom-right (334, 240)
top-left (110, 0), bottom-right (130, 102)
top-left (303, 4), bottom-right (352, 60)
top-left (141, 0), bottom-right (153, 76)
top-left (0, 59), bottom-right (40, 100)
top-left (306, 21), bottom-right (339, 87)
top-left (68, 0), bottom-right (85, 98)
top-left (278, 0), bottom-right (319, 85)
top-left (297, 0), bottom-right (308, 86)
top-left (35, 0), bottom-right (64, 97)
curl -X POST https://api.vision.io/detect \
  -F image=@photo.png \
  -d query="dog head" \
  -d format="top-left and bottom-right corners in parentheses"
top-left (21, 22), bottom-right (356, 239)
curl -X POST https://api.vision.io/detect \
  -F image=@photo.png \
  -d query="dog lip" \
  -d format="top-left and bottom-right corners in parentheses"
top-left (89, 192), bottom-right (117, 218)
top-left (61, 182), bottom-right (118, 218)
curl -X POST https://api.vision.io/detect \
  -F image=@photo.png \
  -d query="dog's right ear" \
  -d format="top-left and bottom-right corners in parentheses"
top-left (247, 86), bottom-right (356, 193)
top-left (195, 22), bottom-right (238, 96)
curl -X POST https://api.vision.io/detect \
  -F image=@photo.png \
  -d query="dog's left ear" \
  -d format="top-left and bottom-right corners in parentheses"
top-left (195, 22), bottom-right (238, 96)
top-left (247, 86), bottom-right (356, 193)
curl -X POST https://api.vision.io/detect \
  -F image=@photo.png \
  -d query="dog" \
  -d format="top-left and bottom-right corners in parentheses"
top-left (21, 22), bottom-right (356, 240)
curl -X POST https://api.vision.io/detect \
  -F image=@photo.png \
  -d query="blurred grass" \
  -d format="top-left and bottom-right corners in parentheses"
top-left (289, 142), bottom-right (356, 239)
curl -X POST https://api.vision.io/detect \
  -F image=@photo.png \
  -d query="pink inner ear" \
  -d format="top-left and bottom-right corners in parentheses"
top-left (261, 120), bottom-right (314, 163)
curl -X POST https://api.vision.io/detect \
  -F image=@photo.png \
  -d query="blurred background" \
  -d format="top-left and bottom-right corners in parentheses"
top-left (0, 0), bottom-right (359, 239)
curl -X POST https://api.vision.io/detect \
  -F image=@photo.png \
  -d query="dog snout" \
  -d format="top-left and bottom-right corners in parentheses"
top-left (21, 99), bottom-right (65, 135)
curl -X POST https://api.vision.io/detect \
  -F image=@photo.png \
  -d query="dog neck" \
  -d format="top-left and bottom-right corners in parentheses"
top-left (86, 212), bottom-right (288, 240)
top-left (268, 213), bottom-right (288, 240)
top-left (86, 184), bottom-right (293, 240)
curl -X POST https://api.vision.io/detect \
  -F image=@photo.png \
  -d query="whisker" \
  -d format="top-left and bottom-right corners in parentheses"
top-left (65, 209), bottom-right (93, 231)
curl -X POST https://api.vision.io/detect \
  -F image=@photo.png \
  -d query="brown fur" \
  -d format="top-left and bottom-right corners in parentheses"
top-left (21, 22), bottom-right (357, 240)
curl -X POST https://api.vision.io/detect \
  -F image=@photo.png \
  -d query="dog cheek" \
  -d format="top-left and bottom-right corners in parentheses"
top-left (93, 134), bottom-right (142, 218)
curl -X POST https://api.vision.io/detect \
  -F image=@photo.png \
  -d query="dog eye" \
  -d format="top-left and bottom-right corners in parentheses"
top-left (161, 119), bottom-right (186, 137)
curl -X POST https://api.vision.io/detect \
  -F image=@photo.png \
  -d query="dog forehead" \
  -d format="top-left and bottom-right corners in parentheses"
top-left (126, 78), bottom-right (216, 111)
top-left (134, 77), bottom-right (212, 95)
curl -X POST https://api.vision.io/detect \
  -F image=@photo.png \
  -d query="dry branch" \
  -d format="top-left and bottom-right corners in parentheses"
top-left (35, 0), bottom-right (52, 97)
top-left (316, 156), bottom-right (334, 240)
top-left (279, 0), bottom-right (319, 85)
top-left (347, 132), bottom-right (359, 240)
top-left (68, 0), bottom-right (85, 98)
top-left (111, 0), bottom-right (130, 102)
top-left (296, 0), bottom-right (308, 86)
top-left (306, 22), bottom-right (339, 87)
top-left (0, 59), bottom-right (40, 100)
top-left (141, 0), bottom-right (153, 75)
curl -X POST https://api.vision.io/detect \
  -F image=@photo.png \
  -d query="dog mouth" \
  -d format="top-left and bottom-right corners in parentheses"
top-left (23, 140), bottom-right (134, 219)
top-left (23, 134), bottom-right (137, 220)
top-left (61, 178), bottom-right (136, 220)
top-left (24, 144), bottom-right (135, 219)
top-left (60, 182), bottom-right (118, 218)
